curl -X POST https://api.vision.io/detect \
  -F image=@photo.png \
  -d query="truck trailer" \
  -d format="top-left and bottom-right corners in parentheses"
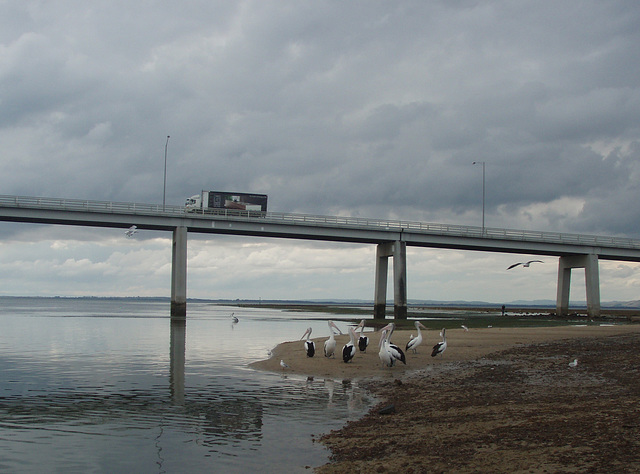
top-left (185, 191), bottom-right (268, 213)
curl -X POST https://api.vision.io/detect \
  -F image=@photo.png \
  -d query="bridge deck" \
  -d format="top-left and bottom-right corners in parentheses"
top-left (2, 194), bottom-right (640, 261)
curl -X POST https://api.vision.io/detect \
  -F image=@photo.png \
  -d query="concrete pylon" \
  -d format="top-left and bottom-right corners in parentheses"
top-left (171, 226), bottom-right (188, 318)
top-left (373, 240), bottom-right (407, 319)
top-left (556, 254), bottom-right (601, 318)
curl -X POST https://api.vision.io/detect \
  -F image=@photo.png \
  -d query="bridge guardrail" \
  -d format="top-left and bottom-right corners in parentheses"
top-left (1, 194), bottom-right (639, 250)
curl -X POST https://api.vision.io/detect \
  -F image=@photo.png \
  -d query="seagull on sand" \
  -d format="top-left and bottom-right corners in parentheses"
top-left (280, 360), bottom-right (290, 370)
top-left (507, 260), bottom-right (543, 270)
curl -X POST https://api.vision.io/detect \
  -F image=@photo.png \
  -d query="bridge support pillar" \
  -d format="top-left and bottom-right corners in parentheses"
top-left (373, 240), bottom-right (407, 319)
top-left (556, 254), bottom-right (601, 318)
top-left (171, 226), bottom-right (187, 319)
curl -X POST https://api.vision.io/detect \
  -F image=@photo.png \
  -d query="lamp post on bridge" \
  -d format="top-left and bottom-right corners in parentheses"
top-left (472, 161), bottom-right (485, 234)
top-left (163, 135), bottom-right (170, 212)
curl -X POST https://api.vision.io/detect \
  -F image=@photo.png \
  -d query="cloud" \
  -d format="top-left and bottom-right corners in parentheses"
top-left (2, 1), bottom-right (640, 301)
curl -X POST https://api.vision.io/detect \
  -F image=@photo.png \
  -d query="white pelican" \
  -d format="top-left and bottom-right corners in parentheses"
top-left (357, 319), bottom-right (369, 352)
top-left (342, 326), bottom-right (357, 363)
top-left (382, 323), bottom-right (406, 365)
top-left (507, 260), bottom-right (543, 270)
top-left (280, 360), bottom-right (290, 370)
top-left (323, 321), bottom-right (342, 358)
top-left (378, 329), bottom-right (394, 367)
top-left (125, 225), bottom-right (138, 238)
top-left (431, 328), bottom-right (447, 357)
top-left (461, 324), bottom-right (468, 331)
top-left (301, 327), bottom-right (315, 357)
top-left (569, 358), bottom-right (578, 368)
top-left (405, 321), bottom-right (427, 354)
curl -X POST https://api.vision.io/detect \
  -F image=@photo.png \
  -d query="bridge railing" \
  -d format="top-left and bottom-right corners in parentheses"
top-left (2, 194), bottom-right (640, 250)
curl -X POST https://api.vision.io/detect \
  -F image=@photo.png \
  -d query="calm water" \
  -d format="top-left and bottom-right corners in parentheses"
top-left (0, 298), bottom-right (375, 473)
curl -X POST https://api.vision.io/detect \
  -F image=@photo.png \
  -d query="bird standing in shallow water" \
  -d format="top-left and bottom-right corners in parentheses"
top-left (301, 327), bottom-right (315, 357)
top-left (432, 328), bottom-right (447, 357)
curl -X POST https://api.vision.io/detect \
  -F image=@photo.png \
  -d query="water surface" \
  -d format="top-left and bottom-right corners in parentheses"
top-left (0, 298), bottom-right (374, 473)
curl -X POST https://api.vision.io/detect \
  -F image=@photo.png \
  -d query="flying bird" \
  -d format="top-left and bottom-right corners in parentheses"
top-left (124, 225), bottom-right (138, 238)
top-left (405, 321), bottom-right (427, 354)
top-left (431, 328), bottom-right (447, 357)
top-left (323, 320), bottom-right (342, 358)
top-left (507, 260), bottom-right (543, 270)
top-left (301, 327), bottom-right (315, 357)
top-left (356, 319), bottom-right (369, 352)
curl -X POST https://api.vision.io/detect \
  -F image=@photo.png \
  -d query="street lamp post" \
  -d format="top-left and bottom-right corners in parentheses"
top-left (163, 135), bottom-right (170, 211)
top-left (472, 161), bottom-right (485, 234)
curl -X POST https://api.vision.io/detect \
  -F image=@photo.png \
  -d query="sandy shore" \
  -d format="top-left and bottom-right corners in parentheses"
top-left (250, 324), bottom-right (640, 379)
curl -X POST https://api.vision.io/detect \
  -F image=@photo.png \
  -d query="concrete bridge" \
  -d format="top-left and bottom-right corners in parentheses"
top-left (2, 194), bottom-right (640, 318)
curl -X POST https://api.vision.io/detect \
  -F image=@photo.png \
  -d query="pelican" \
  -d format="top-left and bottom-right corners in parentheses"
top-left (507, 260), bottom-right (543, 270)
top-left (461, 324), bottom-right (468, 331)
top-left (231, 313), bottom-right (239, 323)
top-left (280, 360), bottom-right (289, 370)
top-left (356, 319), bottom-right (369, 352)
top-left (125, 225), bottom-right (138, 238)
top-left (378, 329), bottom-right (394, 367)
top-left (431, 328), bottom-right (447, 357)
top-left (405, 321), bottom-right (427, 354)
top-left (323, 321), bottom-right (342, 358)
top-left (382, 323), bottom-right (406, 365)
top-left (569, 358), bottom-right (578, 368)
top-left (342, 326), bottom-right (357, 363)
top-left (301, 327), bottom-right (315, 357)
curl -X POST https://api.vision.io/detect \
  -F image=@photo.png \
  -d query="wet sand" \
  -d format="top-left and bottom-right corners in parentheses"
top-left (251, 324), bottom-right (640, 473)
top-left (250, 324), bottom-right (640, 379)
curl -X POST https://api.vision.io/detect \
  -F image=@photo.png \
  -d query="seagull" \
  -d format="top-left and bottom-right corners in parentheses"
top-left (431, 328), bottom-right (447, 358)
top-left (507, 260), bottom-right (543, 270)
top-left (405, 321), bottom-right (427, 354)
top-left (301, 327), bottom-right (315, 357)
top-left (124, 225), bottom-right (138, 238)
top-left (280, 360), bottom-right (290, 370)
top-left (569, 358), bottom-right (578, 368)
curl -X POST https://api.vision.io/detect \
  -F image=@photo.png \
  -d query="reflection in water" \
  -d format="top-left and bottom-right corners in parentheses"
top-left (170, 319), bottom-right (186, 405)
top-left (0, 299), bottom-right (374, 472)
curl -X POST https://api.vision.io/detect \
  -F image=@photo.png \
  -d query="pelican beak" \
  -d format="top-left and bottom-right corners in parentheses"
top-left (301, 328), bottom-right (310, 340)
top-left (330, 321), bottom-right (343, 335)
top-left (418, 322), bottom-right (427, 329)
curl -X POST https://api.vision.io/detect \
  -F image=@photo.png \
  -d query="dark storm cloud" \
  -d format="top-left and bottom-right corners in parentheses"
top-left (1, 0), bottom-right (640, 236)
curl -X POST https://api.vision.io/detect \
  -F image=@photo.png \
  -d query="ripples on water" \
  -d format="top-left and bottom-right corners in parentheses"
top-left (0, 298), bottom-right (374, 473)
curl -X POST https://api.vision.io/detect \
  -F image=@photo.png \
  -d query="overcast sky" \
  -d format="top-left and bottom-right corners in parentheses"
top-left (2, 1), bottom-right (640, 304)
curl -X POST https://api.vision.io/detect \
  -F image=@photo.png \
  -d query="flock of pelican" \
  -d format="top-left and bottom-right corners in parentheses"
top-left (281, 319), bottom-right (450, 369)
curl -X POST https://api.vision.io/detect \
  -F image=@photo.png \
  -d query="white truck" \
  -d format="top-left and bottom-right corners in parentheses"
top-left (185, 191), bottom-right (268, 213)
